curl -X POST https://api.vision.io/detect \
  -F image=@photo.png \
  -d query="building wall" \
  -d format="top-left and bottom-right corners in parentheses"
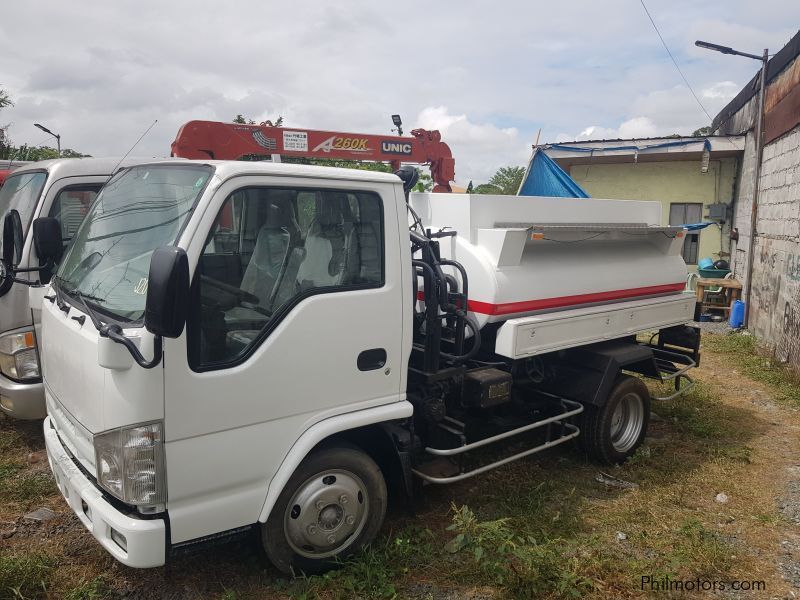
top-left (748, 123), bottom-right (800, 365)
top-left (714, 31), bottom-right (800, 370)
top-left (568, 159), bottom-right (738, 269)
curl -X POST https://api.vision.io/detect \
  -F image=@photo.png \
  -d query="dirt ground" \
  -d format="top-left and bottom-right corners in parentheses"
top-left (1, 333), bottom-right (799, 599)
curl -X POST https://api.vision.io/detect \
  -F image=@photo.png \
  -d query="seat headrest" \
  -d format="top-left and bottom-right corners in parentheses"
top-left (263, 191), bottom-right (298, 230)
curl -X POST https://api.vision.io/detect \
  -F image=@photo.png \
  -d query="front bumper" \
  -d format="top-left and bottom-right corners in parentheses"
top-left (44, 416), bottom-right (167, 568)
top-left (0, 374), bottom-right (45, 419)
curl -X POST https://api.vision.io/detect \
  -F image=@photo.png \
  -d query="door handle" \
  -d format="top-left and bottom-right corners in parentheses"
top-left (357, 348), bottom-right (387, 371)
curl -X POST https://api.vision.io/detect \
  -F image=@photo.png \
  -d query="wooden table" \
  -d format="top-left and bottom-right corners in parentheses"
top-left (695, 277), bottom-right (742, 317)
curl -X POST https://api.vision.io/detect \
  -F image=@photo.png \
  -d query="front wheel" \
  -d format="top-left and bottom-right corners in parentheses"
top-left (579, 375), bottom-right (651, 464)
top-left (261, 445), bottom-right (387, 575)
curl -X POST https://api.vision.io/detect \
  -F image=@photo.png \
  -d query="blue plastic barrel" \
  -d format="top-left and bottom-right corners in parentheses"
top-left (729, 300), bottom-right (745, 328)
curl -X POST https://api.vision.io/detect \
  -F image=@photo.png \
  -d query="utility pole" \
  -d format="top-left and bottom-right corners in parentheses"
top-left (695, 41), bottom-right (769, 328)
top-left (34, 123), bottom-right (61, 156)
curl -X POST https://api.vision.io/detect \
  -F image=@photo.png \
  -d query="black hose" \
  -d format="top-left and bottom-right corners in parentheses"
top-left (440, 315), bottom-right (482, 362)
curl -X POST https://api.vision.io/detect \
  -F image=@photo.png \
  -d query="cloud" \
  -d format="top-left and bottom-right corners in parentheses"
top-left (0, 0), bottom-right (798, 184)
top-left (556, 78), bottom-right (744, 142)
top-left (701, 81), bottom-right (739, 100)
top-left (414, 107), bottom-right (531, 183)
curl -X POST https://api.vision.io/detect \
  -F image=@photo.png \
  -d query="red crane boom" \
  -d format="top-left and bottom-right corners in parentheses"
top-left (170, 120), bottom-right (455, 192)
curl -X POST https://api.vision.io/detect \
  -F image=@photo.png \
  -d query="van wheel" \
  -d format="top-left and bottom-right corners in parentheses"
top-left (262, 445), bottom-right (387, 575)
top-left (580, 375), bottom-right (650, 464)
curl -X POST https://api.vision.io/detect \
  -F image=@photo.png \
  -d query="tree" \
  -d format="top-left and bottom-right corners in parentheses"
top-left (233, 114), bottom-right (284, 127)
top-left (0, 144), bottom-right (89, 161)
top-left (473, 166), bottom-right (525, 195)
top-left (0, 88), bottom-right (12, 111)
top-left (0, 87), bottom-right (13, 157)
top-left (413, 171), bottom-right (433, 192)
top-left (472, 183), bottom-right (502, 194)
top-left (692, 126), bottom-right (712, 137)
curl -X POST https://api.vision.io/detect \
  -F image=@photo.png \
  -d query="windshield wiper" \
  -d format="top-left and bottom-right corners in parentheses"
top-left (49, 275), bottom-right (72, 313)
top-left (73, 289), bottom-right (163, 370)
top-left (73, 290), bottom-right (105, 331)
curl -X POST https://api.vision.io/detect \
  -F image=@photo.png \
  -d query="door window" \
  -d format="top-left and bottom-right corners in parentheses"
top-left (669, 202), bottom-right (703, 265)
top-left (48, 185), bottom-right (103, 248)
top-left (189, 186), bottom-right (384, 369)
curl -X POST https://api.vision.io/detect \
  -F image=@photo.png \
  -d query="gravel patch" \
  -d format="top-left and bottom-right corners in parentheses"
top-left (697, 320), bottom-right (736, 335)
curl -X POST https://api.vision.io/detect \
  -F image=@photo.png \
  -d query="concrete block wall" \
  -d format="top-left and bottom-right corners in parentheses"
top-left (748, 123), bottom-right (800, 366)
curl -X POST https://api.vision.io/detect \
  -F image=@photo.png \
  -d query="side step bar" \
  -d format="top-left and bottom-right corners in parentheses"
top-left (651, 347), bottom-right (696, 401)
top-left (411, 398), bottom-right (584, 484)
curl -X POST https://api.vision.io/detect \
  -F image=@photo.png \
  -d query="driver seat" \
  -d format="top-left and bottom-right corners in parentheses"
top-left (239, 191), bottom-right (302, 310)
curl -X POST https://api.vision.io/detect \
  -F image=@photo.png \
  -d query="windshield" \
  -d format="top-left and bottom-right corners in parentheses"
top-left (0, 171), bottom-right (47, 250)
top-left (56, 164), bottom-right (212, 321)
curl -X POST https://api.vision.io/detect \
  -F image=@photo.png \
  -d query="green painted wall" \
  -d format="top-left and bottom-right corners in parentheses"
top-left (567, 158), bottom-right (738, 269)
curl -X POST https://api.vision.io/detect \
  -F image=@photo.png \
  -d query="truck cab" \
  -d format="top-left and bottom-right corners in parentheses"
top-left (41, 160), bottom-right (410, 570)
top-left (39, 160), bottom-right (699, 574)
top-left (0, 158), bottom-right (157, 419)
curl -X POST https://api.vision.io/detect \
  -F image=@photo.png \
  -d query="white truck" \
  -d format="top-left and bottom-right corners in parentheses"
top-left (0, 158), bottom-right (157, 419)
top-left (30, 160), bottom-right (700, 574)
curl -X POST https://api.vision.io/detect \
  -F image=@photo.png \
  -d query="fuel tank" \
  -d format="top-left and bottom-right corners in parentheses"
top-left (409, 193), bottom-right (688, 330)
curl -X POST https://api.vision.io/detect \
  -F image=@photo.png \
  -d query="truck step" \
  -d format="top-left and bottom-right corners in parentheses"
top-left (412, 397), bottom-right (584, 484)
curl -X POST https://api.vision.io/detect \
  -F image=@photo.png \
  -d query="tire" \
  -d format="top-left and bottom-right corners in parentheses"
top-left (579, 375), bottom-right (651, 464)
top-left (261, 445), bottom-right (387, 575)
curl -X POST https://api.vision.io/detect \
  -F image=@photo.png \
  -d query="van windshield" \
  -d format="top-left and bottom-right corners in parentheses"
top-left (0, 171), bottom-right (47, 250)
top-left (56, 164), bottom-right (212, 322)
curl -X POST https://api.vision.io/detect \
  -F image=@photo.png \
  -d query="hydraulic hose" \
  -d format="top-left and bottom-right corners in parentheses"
top-left (440, 315), bottom-right (482, 362)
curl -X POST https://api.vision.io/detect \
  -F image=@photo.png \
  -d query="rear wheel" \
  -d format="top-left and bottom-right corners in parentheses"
top-left (261, 445), bottom-right (387, 575)
top-left (579, 375), bottom-right (650, 464)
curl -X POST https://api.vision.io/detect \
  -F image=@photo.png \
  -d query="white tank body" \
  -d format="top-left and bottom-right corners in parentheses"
top-left (409, 193), bottom-right (689, 330)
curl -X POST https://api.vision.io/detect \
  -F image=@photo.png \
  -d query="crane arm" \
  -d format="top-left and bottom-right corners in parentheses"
top-left (171, 120), bottom-right (455, 192)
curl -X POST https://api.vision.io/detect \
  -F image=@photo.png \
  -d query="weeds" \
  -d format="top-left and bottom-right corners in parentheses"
top-left (282, 526), bottom-right (435, 599)
top-left (704, 333), bottom-right (800, 407)
top-left (444, 504), bottom-right (593, 598)
top-left (0, 554), bottom-right (54, 600)
top-left (63, 576), bottom-right (110, 600)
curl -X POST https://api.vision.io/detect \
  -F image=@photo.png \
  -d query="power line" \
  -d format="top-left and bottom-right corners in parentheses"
top-left (639, 0), bottom-right (715, 124)
top-left (639, 0), bottom-right (742, 149)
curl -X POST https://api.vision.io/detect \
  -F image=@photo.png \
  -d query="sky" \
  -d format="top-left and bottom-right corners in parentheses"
top-left (1, 1), bottom-right (798, 184)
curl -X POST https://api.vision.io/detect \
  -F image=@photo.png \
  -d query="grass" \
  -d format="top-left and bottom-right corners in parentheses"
top-left (280, 373), bottom-right (764, 599)
top-left (63, 577), bottom-right (111, 600)
top-left (0, 335), bottom-right (797, 598)
top-left (0, 463), bottom-right (55, 507)
top-left (0, 554), bottom-right (54, 600)
top-left (704, 332), bottom-right (800, 407)
top-left (0, 419), bottom-right (55, 515)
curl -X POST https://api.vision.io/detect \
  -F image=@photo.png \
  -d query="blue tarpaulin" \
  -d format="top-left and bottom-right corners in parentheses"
top-left (518, 148), bottom-right (589, 198)
top-left (682, 222), bottom-right (715, 231)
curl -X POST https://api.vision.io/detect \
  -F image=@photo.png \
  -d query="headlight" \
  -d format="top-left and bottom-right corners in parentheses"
top-left (94, 421), bottom-right (166, 508)
top-left (0, 329), bottom-right (41, 381)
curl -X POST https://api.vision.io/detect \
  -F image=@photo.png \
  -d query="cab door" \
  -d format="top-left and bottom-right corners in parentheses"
top-left (28, 178), bottom-right (105, 331)
top-left (162, 176), bottom-right (405, 544)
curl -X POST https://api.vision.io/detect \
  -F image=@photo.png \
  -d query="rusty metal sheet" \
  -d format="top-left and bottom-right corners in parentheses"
top-left (765, 83), bottom-right (800, 144)
top-left (766, 57), bottom-right (800, 113)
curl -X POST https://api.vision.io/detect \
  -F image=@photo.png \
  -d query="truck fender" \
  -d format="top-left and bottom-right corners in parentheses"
top-left (256, 400), bottom-right (413, 524)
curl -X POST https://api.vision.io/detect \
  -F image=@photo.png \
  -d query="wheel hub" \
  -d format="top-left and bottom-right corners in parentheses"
top-left (610, 392), bottom-right (644, 453)
top-left (318, 504), bottom-right (344, 530)
top-left (284, 469), bottom-right (369, 559)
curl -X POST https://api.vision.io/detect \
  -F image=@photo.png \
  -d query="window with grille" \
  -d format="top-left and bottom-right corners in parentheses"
top-left (669, 203), bottom-right (703, 265)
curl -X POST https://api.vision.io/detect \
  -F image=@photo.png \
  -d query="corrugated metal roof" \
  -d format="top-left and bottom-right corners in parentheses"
top-left (548, 135), bottom-right (736, 146)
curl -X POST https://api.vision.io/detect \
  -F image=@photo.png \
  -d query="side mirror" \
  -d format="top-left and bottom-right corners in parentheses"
top-left (1, 210), bottom-right (24, 296)
top-left (3, 210), bottom-right (23, 266)
top-left (32, 217), bottom-right (63, 265)
top-left (144, 246), bottom-right (190, 339)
